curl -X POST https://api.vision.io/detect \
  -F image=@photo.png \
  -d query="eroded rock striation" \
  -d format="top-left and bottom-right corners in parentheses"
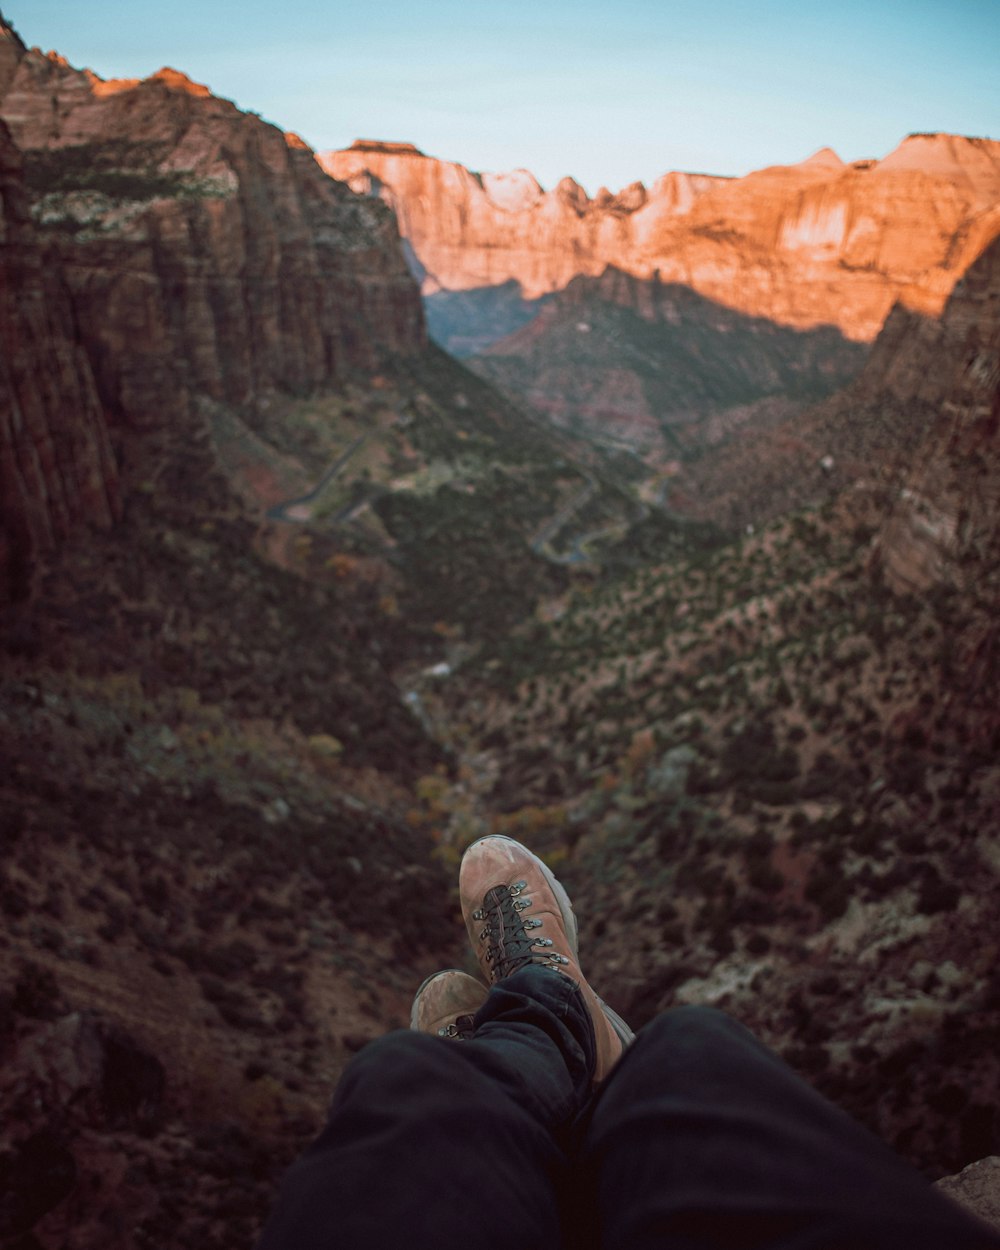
top-left (0, 114), bottom-right (120, 604)
top-left (322, 135), bottom-right (1000, 342)
top-left (0, 25), bottom-right (426, 597)
top-left (1, 43), bottom-right (426, 423)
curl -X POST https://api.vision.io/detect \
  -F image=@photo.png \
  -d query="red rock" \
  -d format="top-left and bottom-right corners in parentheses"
top-left (321, 134), bottom-right (1000, 342)
top-left (0, 115), bottom-right (119, 604)
top-left (0, 41), bottom-right (426, 428)
top-left (0, 25), bottom-right (427, 598)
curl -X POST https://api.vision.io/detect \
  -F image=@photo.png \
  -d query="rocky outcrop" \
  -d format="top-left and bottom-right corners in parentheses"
top-left (936, 1157), bottom-right (1000, 1233)
top-left (322, 135), bottom-right (1000, 342)
top-left (0, 115), bottom-right (119, 604)
top-left (868, 228), bottom-right (1000, 594)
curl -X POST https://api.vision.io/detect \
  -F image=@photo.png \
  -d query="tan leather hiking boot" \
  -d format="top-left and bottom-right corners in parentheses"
top-left (410, 968), bottom-right (489, 1038)
top-left (459, 835), bottom-right (634, 1081)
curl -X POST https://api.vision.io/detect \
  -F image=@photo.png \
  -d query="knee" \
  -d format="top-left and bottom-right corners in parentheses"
top-left (644, 1003), bottom-right (735, 1042)
top-left (341, 1029), bottom-right (448, 1092)
top-left (633, 1004), bottom-right (760, 1069)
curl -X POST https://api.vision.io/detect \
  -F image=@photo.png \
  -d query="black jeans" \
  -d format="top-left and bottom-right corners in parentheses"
top-left (258, 965), bottom-right (998, 1249)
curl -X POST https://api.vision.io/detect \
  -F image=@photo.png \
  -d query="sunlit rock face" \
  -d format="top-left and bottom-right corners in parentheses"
top-left (321, 141), bottom-right (725, 303)
top-left (0, 116), bottom-right (120, 604)
top-left (0, 35), bottom-right (426, 432)
top-left (321, 135), bottom-right (1000, 342)
top-left (868, 227), bottom-right (1000, 594)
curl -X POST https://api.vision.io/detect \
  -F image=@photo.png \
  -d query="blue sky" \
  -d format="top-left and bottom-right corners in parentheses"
top-left (8, 0), bottom-right (999, 194)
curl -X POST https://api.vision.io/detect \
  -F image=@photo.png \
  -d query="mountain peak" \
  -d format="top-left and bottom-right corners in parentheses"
top-left (150, 67), bottom-right (212, 97)
top-left (797, 146), bottom-right (845, 171)
top-left (0, 11), bottom-right (25, 50)
top-left (349, 139), bottom-right (425, 157)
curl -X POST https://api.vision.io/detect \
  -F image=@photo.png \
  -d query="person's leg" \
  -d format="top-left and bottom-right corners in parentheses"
top-left (257, 963), bottom-right (595, 1250)
top-left (575, 1005), bottom-right (1000, 1250)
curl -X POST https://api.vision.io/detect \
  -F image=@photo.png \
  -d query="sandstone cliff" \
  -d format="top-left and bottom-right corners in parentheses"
top-left (322, 135), bottom-right (1000, 343)
top-left (0, 115), bottom-right (119, 604)
top-left (322, 141), bottom-right (726, 302)
top-left (0, 42), bottom-right (426, 426)
top-left (0, 26), bottom-right (427, 597)
top-left (868, 227), bottom-right (1000, 594)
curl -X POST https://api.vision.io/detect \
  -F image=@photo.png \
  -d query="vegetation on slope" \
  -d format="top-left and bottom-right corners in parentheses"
top-left (422, 497), bottom-right (1000, 1175)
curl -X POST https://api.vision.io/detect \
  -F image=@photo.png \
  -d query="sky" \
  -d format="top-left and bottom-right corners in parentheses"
top-left (7, 0), bottom-right (1000, 195)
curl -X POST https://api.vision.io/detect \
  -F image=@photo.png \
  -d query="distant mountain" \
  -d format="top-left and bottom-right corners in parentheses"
top-left (469, 266), bottom-right (867, 456)
top-left (0, 28), bottom-right (425, 602)
top-left (323, 135), bottom-right (1000, 454)
top-left (322, 134), bottom-right (1000, 343)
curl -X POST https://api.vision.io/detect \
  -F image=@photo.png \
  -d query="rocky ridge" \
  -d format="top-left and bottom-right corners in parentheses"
top-left (470, 265), bottom-right (868, 454)
top-left (323, 140), bottom-right (726, 302)
top-left (322, 134), bottom-right (1000, 342)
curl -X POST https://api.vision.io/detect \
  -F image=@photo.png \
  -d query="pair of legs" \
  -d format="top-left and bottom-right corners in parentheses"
top-left (259, 840), bottom-right (998, 1248)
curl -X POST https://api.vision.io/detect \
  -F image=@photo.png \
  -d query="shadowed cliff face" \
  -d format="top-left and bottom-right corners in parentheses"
top-left (322, 135), bottom-right (1000, 343)
top-left (0, 44), bottom-right (426, 429)
top-left (0, 119), bottom-right (120, 605)
top-left (467, 267), bottom-right (868, 455)
top-left (0, 31), bottom-right (427, 599)
top-left (653, 223), bottom-right (1000, 547)
top-left (868, 229), bottom-right (1000, 595)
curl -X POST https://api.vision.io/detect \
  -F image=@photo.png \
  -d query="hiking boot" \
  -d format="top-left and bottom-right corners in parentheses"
top-left (410, 968), bottom-right (489, 1039)
top-left (459, 835), bottom-right (633, 1081)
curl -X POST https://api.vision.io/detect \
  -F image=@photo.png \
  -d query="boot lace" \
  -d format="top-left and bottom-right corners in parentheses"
top-left (473, 881), bottom-right (570, 983)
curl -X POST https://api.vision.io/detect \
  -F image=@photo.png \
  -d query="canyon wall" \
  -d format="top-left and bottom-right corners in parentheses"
top-left (322, 136), bottom-right (1000, 342)
top-left (470, 266), bottom-right (868, 452)
top-left (0, 23), bottom-right (427, 599)
top-left (0, 38), bottom-right (426, 428)
top-left (0, 116), bottom-right (120, 603)
top-left (868, 228), bottom-right (1000, 594)
top-left (323, 140), bottom-right (724, 300)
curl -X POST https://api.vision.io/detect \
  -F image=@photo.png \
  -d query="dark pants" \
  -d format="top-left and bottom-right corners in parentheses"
top-left (258, 966), bottom-right (998, 1249)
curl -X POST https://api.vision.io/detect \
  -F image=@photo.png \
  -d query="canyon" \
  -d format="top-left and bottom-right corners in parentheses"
top-left (1, 11), bottom-right (999, 1249)
top-left (324, 135), bottom-right (1000, 453)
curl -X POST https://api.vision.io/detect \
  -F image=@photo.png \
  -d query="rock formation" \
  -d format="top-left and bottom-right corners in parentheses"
top-left (322, 135), bottom-right (1000, 342)
top-left (0, 24), bottom-right (427, 598)
top-left (469, 265), bottom-right (868, 453)
top-left (0, 113), bottom-right (120, 604)
top-left (321, 141), bottom-right (726, 302)
top-left (649, 217), bottom-right (1000, 544)
top-left (936, 1157), bottom-right (1000, 1233)
top-left (868, 227), bottom-right (1000, 594)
